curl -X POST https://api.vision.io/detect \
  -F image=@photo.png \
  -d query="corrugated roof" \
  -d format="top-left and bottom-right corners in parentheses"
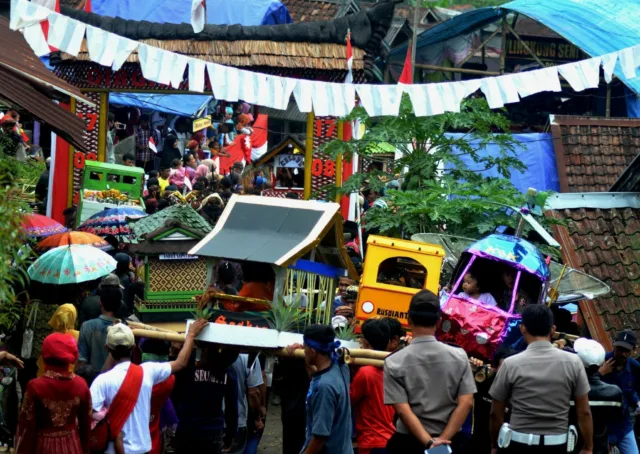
top-left (130, 205), bottom-right (212, 239)
top-left (0, 17), bottom-right (92, 106)
top-left (550, 116), bottom-right (640, 193)
top-left (0, 65), bottom-right (88, 152)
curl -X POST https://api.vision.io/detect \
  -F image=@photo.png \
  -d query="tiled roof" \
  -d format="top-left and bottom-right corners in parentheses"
top-left (551, 116), bottom-right (640, 193)
top-left (550, 207), bottom-right (640, 350)
top-left (130, 205), bottom-right (212, 239)
top-left (282, 0), bottom-right (340, 22)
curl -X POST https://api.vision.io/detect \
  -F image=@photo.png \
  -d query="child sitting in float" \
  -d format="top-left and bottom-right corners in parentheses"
top-left (459, 270), bottom-right (497, 306)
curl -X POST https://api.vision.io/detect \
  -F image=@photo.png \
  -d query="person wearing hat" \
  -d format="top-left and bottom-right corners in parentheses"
top-left (598, 329), bottom-right (640, 454)
top-left (77, 274), bottom-right (124, 371)
top-left (385, 290), bottom-right (476, 454)
top-left (90, 319), bottom-right (208, 454)
top-left (573, 338), bottom-right (623, 454)
top-left (15, 333), bottom-right (91, 454)
top-left (489, 305), bottom-right (593, 454)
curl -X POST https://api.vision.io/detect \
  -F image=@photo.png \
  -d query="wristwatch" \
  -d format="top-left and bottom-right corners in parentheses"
top-left (425, 439), bottom-right (434, 450)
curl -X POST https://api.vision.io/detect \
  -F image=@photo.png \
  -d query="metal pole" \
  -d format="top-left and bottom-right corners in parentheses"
top-left (606, 84), bottom-right (612, 117)
top-left (500, 15), bottom-right (508, 74)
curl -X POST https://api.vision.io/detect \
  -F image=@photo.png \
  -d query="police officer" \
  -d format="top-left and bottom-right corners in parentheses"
top-left (384, 290), bottom-right (476, 454)
top-left (489, 305), bottom-right (593, 454)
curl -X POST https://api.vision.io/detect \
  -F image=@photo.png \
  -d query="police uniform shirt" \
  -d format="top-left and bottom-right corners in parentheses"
top-left (489, 340), bottom-right (590, 435)
top-left (384, 335), bottom-right (477, 436)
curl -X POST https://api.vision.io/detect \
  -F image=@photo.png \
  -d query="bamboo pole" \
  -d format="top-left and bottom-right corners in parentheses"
top-left (456, 27), bottom-right (502, 69)
top-left (414, 63), bottom-right (500, 76)
top-left (504, 22), bottom-right (546, 69)
top-left (133, 329), bottom-right (186, 343)
top-left (128, 321), bottom-right (178, 333)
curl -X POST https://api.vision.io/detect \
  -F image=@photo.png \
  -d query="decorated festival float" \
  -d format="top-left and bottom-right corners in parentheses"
top-left (126, 204), bottom-right (212, 323)
top-left (77, 160), bottom-right (145, 225)
top-left (252, 135), bottom-right (306, 198)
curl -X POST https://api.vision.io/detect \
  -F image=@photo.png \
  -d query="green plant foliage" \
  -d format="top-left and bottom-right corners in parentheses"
top-left (265, 299), bottom-right (307, 333)
top-left (193, 306), bottom-right (214, 321)
top-left (321, 95), bottom-right (556, 241)
top-left (335, 324), bottom-right (358, 342)
top-left (0, 158), bottom-right (32, 335)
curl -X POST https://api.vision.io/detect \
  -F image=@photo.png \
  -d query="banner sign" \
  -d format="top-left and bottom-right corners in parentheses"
top-left (276, 154), bottom-right (305, 168)
top-left (193, 116), bottom-right (212, 132)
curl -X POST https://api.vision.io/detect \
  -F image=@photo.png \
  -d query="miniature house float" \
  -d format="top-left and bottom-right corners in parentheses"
top-left (78, 160), bottom-right (145, 225)
top-left (252, 135), bottom-right (306, 198)
top-left (184, 194), bottom-right (360, 349)
top-left (127, 204), bottom-right (212, 323)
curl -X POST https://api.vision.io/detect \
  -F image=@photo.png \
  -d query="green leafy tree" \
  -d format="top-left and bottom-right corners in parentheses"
top-left (0, 150), bottom-right (33, 335)
top-left (322, 96), bottom-right (537, 239)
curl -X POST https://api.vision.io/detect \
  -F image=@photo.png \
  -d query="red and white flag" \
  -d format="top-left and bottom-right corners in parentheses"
top-left (191, 0), bottom-right (207, 34)
top-left (33, 0), bottom-right (60, 52)
top-left (148, 137), bottom-right (158, 154)
top-left (345, 29), bottom-right (353, 83)
top-left (398, 45), bottom-right (413, 84)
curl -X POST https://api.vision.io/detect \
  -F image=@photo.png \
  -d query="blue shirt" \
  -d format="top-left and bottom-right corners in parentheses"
top-left (78, 315), bottom-right (117, 370)
top-left (302, 361), bottom-right (353, 454)
top-left (602, 352), bottom-right (640, 440)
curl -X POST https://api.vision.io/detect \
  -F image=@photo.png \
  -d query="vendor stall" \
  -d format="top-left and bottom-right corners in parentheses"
top-left (254, 135), bottom-right (306, 198)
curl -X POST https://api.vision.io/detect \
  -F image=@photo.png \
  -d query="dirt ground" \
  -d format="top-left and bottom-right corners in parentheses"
top-left (258, 403), bottom-right (283, 453)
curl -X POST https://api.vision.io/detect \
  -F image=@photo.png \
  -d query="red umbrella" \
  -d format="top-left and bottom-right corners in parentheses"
top-left (21, 214), bottom-right (67, 238)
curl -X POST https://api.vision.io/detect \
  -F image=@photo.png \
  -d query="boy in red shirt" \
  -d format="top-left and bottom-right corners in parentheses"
top-left (350, 319), bottom-right (396, 454)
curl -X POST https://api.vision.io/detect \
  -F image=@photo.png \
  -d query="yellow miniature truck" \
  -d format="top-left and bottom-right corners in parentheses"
top-left (355, 235), bottom-right (445, 328)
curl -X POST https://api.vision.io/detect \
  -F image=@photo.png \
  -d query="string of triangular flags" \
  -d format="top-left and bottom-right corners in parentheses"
top-left (11, 0), bottom-right (640, 118)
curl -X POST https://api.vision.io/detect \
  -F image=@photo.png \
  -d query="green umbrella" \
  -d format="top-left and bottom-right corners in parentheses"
top-left (28, 244), bottom-right (117, 285)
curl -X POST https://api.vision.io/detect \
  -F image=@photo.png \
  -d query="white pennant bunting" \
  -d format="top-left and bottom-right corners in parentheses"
top-left (138, 44), bottom-right (177, 85)
top-left (513, 67), bottom-right (561, 98)
top-left (280, 77), bottom-right (298, 111)
top-left (169, 54), bottom-right (188, 88)
top-left (437, 82), bottom-right (462, 113)
top-left (86, 26), bottom-right (117, 66)
top-left (356, 84), bottom-right (402, 117)
top-left (22, 24), bottom-right (50, 56)
top-left (495, 75), bottom-right (520, 104)
top-left (47, 13), bottom-right (86, 57)
top-left (424, 84), bottom-right (445, 116)
top-left (111, 37), bottom-right (138, 72)
top-left (601, 52), bottom-right (618, 84)
top-left (293, 79), bottom-right (313, 113)
top-left (10, 0), bottom-right (49, 30)
top-left (238, 70), bottom-right (262, 104)
top-left (618, 46), bottom-right (638, 80)
top-left (406, 85), bottom-right (428, 117)
top-left (188, 58), bottom-right (206, 93)
top-left (558, 57), bottom-right (601, 92)
top-left (209, 64), bottom-right (239, 101)
top-left (481, 77), bottom-right (506, 109)
top-left (258, 75), bottom-right (284, 109)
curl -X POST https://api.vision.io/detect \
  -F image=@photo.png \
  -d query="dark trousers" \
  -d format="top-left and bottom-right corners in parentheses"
top-left (175, 430), bottom-right (223, 454)
top-left (387, 432), bottom-right (467, 454)
top-left (498, 441), bottom-right (567, 454)
top-left (136, 160), bottom-right (154, 172)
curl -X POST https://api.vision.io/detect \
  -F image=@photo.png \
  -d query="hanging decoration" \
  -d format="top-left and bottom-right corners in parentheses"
top-left (10, 0), bottom-right (640, 118)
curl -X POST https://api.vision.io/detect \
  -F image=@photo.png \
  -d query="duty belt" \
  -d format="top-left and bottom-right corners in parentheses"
top-left (510, 430), bottom-right (568, 446)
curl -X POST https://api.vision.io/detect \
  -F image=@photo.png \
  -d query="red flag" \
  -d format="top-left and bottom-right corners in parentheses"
top-left (39, 0), bottom-right (60, 52)
top-left (345, 29), bottom-right (353, 83)
top-left (398, 45), bottom-right (413, 84)
top-left (84, 0), bottom-right (92, 12)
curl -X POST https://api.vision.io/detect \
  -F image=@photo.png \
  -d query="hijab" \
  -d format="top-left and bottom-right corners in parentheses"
top-left (195, 164), bottom-right (210, 180)
top-left (163, 134), bottom-right (178, 154)
top-left (48, 303), bottom-right (79, 339)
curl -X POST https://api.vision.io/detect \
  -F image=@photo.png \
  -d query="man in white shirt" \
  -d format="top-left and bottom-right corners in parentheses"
top-left (90, 319), bottom-right (207, 454)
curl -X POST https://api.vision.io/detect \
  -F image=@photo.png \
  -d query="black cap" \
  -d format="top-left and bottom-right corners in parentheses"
top-left (613, 330), bottom-right (637, 351)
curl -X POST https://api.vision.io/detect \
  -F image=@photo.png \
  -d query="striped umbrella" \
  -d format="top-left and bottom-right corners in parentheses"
top-left (77, 207), bottom-right (146, 237)
top-left (21, 213), bottom-right (67, 238)
top-left (28, 244), bottom-right (116, 285)
top-left (36, 231), bottom-right (111, 252)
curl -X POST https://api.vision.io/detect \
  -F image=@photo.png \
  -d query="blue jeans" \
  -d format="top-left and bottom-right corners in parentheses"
top-left (616, 430), bottom-right (640, 454)
top-left (243, 432), bottom-right (262, 454)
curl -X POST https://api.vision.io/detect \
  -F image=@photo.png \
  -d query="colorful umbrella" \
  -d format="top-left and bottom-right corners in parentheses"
top-left (36, 231), bottom-right (112, 252)
top-left (77, 207), bottom-right (146, 237)
top-left (28, 244), bottom-right (116, 285)
top-left (21, 213), bottom-right (67, 238)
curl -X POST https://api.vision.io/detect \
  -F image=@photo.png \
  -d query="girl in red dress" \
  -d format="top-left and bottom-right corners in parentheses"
top-left (15, 333), bottom-right (92, 454)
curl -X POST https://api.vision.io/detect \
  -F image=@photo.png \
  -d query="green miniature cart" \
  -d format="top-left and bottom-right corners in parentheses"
top-left (77, 161), bottom-right (145, 226)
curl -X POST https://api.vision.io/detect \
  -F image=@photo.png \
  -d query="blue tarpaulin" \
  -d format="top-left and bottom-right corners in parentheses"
top-left (109, 93), bottom-right (212, 117)
top-left (389, 0), bottom-right (640, 95)
top-left (444, 133), bottom-right (560, 193)
top-left (90, 0), bottom-right (291, 26)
